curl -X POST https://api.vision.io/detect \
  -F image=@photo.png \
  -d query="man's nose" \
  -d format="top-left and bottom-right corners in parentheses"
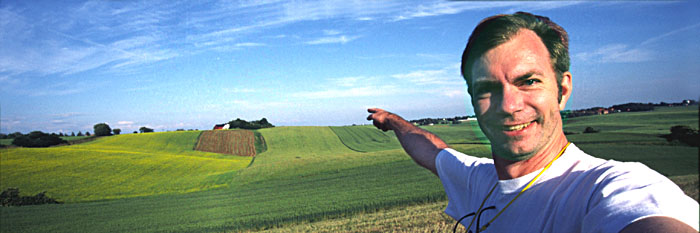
top-left (496, 86), bottom-right (524, 115)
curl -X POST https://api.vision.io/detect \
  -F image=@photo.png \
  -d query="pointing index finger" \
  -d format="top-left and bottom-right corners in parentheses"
top-left (367, 108), bottom-right (383, 113)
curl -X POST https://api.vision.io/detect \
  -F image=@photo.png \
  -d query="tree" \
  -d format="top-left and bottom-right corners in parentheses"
top-left (71, 132), bottom-right (75, 137)
top-left (8, 132), bottom-right (23, 139)
top-left (112, 128), bottom-right (121, 135)
top-left (665, 125), bottom-right (700, 147)
top-left (86, 132), bottom-right (91, 136)
top-left (11, 131), bottom-right (67, 147)
top-left (139, 127), bottom-right (154, 133)
top-left (77, 131), bottom-right (83, 136)
top-left (93, 123), bottom-right (112, 136)
top-left (225, 118), bottom-right (274, 130)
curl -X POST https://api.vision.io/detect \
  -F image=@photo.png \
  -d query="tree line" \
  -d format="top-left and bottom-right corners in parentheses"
top-left (224, 118), bottom-right (274, 130)
top-left (1, 123), bottom-right (156, 148)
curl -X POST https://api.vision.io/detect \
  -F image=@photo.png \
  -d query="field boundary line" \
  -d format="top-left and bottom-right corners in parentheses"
top-left (328, 126), bottom-right (366, 153)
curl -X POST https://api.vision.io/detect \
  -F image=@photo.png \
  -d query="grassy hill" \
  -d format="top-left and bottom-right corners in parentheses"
top-left (329, 125), bottom-right (401, 152)
top-left (563, 106), bottom-right (698, 177)
top-left (1, 127), bottom-right (453, 232)
top-left (0, 106), bottom-right (697, 232)
top-left (0, 131), bottom-right (252, 203)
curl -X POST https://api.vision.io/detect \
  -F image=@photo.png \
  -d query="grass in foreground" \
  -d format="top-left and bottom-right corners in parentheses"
top-left (258, 174), bottom-right (699, 233)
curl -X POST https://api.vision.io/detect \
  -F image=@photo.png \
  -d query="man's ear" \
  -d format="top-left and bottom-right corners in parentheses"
top-left (558, 71), bottom-right (572, 110)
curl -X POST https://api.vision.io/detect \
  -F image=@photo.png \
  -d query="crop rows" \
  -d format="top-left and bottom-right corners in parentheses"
top-left (195, 130), bottom-right (257, 156)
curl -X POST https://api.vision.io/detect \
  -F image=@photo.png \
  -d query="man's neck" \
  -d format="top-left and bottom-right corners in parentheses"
top-left (493, 135), bottom-right (569, 180)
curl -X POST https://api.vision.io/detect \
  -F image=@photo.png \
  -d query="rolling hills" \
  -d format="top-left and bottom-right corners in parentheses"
top-left (0, 106), bottom-right (697, 232)
top-left (0, 131), bottom-right (253, 203)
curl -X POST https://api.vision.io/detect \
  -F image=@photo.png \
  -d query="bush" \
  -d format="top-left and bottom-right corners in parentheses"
top-left (664, 125), bottom-right (700, 147)
top-left (139, 127), bottom-right (154, 133)
top-left (1, 188), bottom-right (61, 206)
top-left (113, 128), bottom-right (121, 135)
top-left (583, 127), bottom-right (599, 133)
top-left (94, 123), bottom-right (112, 136)
top-left (11, 131), bottom-right (67, 147)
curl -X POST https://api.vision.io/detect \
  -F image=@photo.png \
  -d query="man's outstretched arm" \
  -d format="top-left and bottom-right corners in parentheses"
top-left (367, 108), bottom-right (448, 176)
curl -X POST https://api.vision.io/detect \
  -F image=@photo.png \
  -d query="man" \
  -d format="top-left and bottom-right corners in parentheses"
top-left (367, 12), bottom-right (698, 233)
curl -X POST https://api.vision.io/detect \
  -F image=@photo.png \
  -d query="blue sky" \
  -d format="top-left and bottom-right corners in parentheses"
top-left (1, 0), bottom-right (699, 134)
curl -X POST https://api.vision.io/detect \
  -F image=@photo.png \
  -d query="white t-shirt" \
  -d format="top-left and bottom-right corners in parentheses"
top-left (436, 143), bottom-right (699, 233)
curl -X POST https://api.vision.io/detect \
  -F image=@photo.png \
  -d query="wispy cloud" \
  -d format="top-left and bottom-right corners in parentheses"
top-left (575, 21), bottom-right (700, 64)
top-left (641, 22), bottom-right (700, 46)
top-left (235, 42), bottom-right (266, 47)
top-left (393, 2), bottom-right (513, 21)
top-left (306, 35), bottom-right (360, 45)
top-left (323, 29), bottom-right (342, 35)
top-left (391, 63), bottom-right (463, 86)
top-left (329, 76), bottom-right (372, 87)
top-left (392, 1), bottom-right (582, 21)
top-left (223, 87), bottom-right (257, 93)
top-left (0, 0), bottom-right (582, 78)
top-left (291, 85), bottom-right (398, 99)
top-left (0, 1), bottom-right (180, 77)
top-left (51, 112), bottom-right (86, 119)
top-left (575, 44), bottom-right (653, 63)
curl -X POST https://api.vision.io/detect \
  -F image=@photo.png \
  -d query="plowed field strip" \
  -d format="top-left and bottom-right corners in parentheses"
top-left (195, 130), bottom-right (257, 156)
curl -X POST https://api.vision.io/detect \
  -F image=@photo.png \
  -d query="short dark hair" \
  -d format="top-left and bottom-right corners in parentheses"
top-left (461, 12), bottom-right (569, 100)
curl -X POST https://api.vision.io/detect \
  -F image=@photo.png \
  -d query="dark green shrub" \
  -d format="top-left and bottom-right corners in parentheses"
top-left (11, 131), bottom-right (67, 147)
top-left (583, 127), bottom-right (599, 133)
top-left (0, 188), bottom-right (62, 206)
top-left (665, 125), bottom-right (699, 147)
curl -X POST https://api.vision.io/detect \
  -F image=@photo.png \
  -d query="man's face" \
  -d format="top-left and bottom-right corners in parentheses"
top-left (470, 29), bottom-right (571, 161)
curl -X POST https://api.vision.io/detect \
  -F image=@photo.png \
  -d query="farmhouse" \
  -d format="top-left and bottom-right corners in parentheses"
top-left (213, 123), bottom-right (230, 130)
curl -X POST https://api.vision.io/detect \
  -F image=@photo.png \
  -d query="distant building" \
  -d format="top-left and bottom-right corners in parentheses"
top-left (213, 123), bottom-right (230, 130)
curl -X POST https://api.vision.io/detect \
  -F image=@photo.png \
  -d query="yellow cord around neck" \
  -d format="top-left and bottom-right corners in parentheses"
top-left (464, 142), bottom-right (571, 232)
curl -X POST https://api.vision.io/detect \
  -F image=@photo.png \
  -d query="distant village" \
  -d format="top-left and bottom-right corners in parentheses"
top-left (409, 99), bottom-right (697, 126)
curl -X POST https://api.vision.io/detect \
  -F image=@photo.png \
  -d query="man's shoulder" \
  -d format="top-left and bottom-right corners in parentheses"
top-left (435, 147), bottom-right (496, 185)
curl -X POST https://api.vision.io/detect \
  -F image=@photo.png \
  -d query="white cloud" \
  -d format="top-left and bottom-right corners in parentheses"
top-left (575, 44), bottom-right (653, 63)
top-left (323, 29), bottom-right (342, 35)
top-left (393, 2), bottom-right (512, 21)
top-left (235, 42), bottom-right (266, 47)
top-left (391, 63), bottom-right (463, 86)
top-left (306, 35), bottom-right (359, 45)
top-left (223, 87), bottom-right (257, 93)
top-left (641, 22), bottom-right (700, 46)
top-left (329, 76), bottom-right (367, 87)
top-left (291, 85), bottom-right (398, 99)
top-left (117, 121), bottom-right (135, 125)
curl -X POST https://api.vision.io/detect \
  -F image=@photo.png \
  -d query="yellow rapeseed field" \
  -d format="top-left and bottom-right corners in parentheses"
top-left (0, 131), bottom-right (252, 203)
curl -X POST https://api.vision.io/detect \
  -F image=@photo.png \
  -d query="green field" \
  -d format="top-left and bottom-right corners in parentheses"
top-left (329, 125), bottom-right (401, 152)
top-left (0, 106), bottom-right (697, 232)
top-left (0, 139), bottom-right (11, 146)
top-left (0, 131), bottom-right (252, 203)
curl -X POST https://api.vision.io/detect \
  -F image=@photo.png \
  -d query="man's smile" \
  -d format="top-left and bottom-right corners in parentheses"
top-left (503, 121), bottom-right (534, 131)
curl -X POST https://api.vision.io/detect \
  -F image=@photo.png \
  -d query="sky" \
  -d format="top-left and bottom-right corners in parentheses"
top-left (1, 0), bottom-right (699, 134)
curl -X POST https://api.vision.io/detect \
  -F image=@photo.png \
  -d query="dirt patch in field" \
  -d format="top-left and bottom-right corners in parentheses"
top-left (195, 130), bottom-right (257, 156)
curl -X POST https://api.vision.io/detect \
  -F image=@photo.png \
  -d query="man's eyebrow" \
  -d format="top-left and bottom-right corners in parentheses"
top-left (473, 79), bottom-right (500, 90)
top-left (513, 71), bottom-right (543, 82)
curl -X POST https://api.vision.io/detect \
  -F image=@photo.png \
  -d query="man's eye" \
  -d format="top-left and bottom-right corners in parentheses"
top-left (524, 79), bottom-right (540, 85)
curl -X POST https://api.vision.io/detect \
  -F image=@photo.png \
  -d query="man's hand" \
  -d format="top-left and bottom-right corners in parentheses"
top-left (366, 108), bottom-right (447, 176)
top-left (367, 108), bottom-right (396, 132)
